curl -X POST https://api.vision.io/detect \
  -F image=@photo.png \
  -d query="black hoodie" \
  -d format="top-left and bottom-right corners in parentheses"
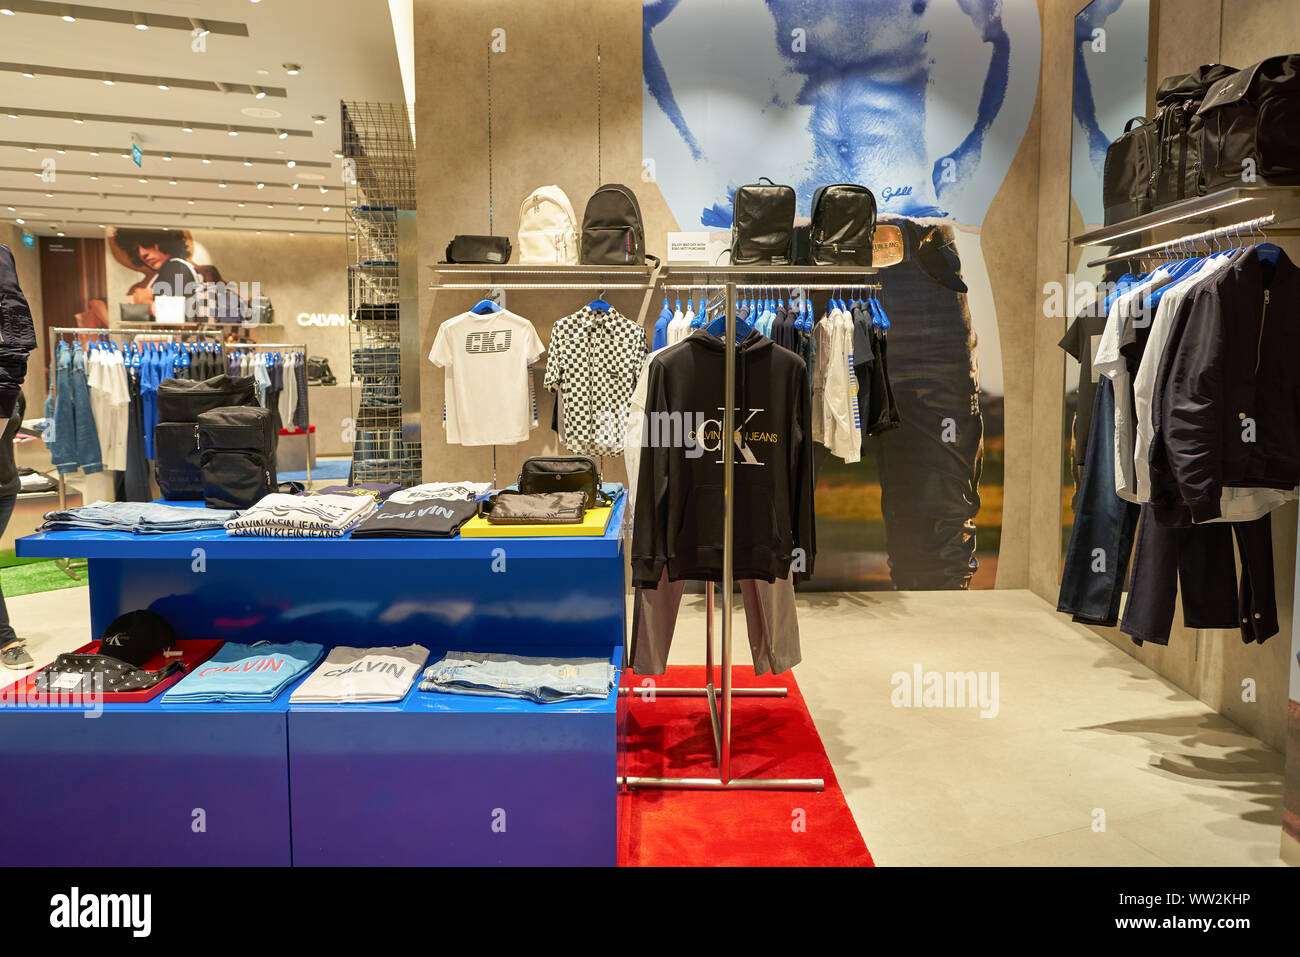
top-left (631, 329), bottom-right (815, 587)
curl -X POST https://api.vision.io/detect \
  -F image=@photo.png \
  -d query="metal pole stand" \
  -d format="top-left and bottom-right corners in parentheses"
top-left (621, 278), bottom-right (823, 791)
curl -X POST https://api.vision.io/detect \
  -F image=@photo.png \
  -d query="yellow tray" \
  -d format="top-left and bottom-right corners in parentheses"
top-left (458, 506), bottom-right (614, 538)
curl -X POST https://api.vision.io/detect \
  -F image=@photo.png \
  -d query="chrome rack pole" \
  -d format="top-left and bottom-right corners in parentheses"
top-left (623, 275), bottom-right (823, 791)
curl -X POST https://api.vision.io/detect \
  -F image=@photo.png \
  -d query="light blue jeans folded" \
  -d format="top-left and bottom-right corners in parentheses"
top-left (419, 651), bottom-right (616, 703)
top-left (41, 501), bottom-right (240, 534)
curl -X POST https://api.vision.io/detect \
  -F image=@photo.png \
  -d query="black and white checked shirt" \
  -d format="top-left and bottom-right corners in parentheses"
top-left (545, 305), bottom-right (648, 456)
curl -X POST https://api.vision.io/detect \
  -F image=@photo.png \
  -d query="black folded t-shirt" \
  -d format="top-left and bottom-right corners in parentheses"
top-left (350, 497), bottom-right (479, 539)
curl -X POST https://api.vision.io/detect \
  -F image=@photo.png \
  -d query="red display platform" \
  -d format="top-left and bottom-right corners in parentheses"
top-left (4, 638), bottom-right (225, 704)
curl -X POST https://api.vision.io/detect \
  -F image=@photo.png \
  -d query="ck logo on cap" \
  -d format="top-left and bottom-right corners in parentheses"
top-left (465, 330), bottom-right (512, 354)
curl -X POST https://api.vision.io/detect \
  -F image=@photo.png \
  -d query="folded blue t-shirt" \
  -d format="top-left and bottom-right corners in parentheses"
top-left (163, 641), bottom-right (324, 703)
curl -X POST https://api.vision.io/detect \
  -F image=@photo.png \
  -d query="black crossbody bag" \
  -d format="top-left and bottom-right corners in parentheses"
top-left (516, 456), bottom-right (612, 509)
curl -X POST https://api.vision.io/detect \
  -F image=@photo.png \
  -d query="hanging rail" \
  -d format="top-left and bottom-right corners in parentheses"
top-left (1084, 213), bottom-right (1296, 268)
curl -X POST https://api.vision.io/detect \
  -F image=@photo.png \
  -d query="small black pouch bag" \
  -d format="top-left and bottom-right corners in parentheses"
top-left (198, 406), bottom-right (278, 510)
top-left (479, 490), bottom-right (587, 525)
top-left (517, 455), bottom-right (608, 509)
top-left (443, 235), bottom-right (513, 264)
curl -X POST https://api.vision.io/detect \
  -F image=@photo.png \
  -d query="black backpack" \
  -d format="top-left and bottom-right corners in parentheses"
top-left (809, 184), bottom-right (877, 266)
top-left (1196, 55), bottom-right (1300, 192)
top-left (580, 184), bottom-right (651, 266)
top-left (1153, 64), bottom-right (1239, 208)
top-left (1103, 116), bottom-right (1160, 224)
top-left (155, 374), bottom-right (257, 501)
top-left (198, 406), bottom-right (278, 510)
top-left (730, 177), bottom-right (796, 265)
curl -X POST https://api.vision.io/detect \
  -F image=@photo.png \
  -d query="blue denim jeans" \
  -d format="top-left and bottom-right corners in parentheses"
top-left (49, 342), bottom-right (103, 475)
top-left (418, 652), bottom-right (617, 703)
top-left (40, 501), bottom-right (239, 534)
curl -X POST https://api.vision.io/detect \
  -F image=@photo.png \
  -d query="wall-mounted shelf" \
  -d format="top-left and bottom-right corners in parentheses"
top-left (1069, 186), bottom-right (1300, 248)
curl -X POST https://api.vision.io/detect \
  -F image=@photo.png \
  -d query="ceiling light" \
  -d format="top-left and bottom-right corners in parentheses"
top-left (190, 18), bottom-right (211, 37)
top-left (228, 129), bottom-right (239, 137)
top-left (157, 83), bottom-right (169, 91)
top-left (61, 10), bottom-right (75, 22)
top-left (89, 151), bottom-right (99, 157)
top-left (90, 175), bottom-right (99, 181)
top-left (120, 153), bottom-right (129, 159)
top-left (102, 75), bottom-right (115, 86)
top-left (202, 157), bottom-right (211, 164)
top-left (237, 202), bottom-right (246, 207)
top-left (322, 206), bottom-right (330, 212)
top-left (1, 9), bottom-right (15, 15)
top-left (163, 155), bottom-right (173, 162)
top-left (5, 114), bottom-right (16, 119)
top-left (265, 204), bottom-right (273, 209)
top-left (218, 183), bottom-right (228, 189)
top-left (133, 13), bottom-right (148, 30)
top-left (289, 232), bottom-right (294, 237)
top-left (168, 179), bottom-right (177, 185)
top-left (286, 160), bottom-right (295, 168)
top-left (44, 193), bottom-right (52, 198)
top-left (56, 231), bottom-right (64, 237)
top-left (296, 204), bottom-right (304, 210)
top-left (14, 219), bottom-right (23, 225)
top-left (253, 87), bottom-right (266, 100)
top-left (291, 183), bottom-right (299, 190)
top-left (182, 126), bottom-right (193, 133)
top-left (25, 147), bottom-right (34, 153)
top-left (256, 182), bottom-right (265, 190)
top-left (56, 149), bottom-right (65, 154)
top-left (312, 115), bottom-right (326, 125)
top-left (243, 160), bottom-right (252, 167)
top-left (21, 72), bottom-right (34, 79)
top-left (277, 130), bottom-right (287, 140)
top-left (137, 178), bottom-right (148, 184)
top-left (282, 63), bottom-right (301, 75)
top-left (187, 200), bottom-right (194, 205)
top-left (72, 116), bottom-right (84, 125)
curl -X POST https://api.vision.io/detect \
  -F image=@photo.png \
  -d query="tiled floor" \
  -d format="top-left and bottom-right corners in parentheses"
top-left (7, 585), bottom-right (1288, 865)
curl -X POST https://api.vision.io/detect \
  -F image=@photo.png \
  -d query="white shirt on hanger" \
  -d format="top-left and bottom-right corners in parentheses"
top-left (429, 309), bottom-right (545, 446)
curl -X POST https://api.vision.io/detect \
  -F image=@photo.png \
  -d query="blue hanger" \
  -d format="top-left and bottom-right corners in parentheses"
top-left (707, 305), bottom-right (753, 344)
top-left (471, 298), bottom-right (502, 314)
top-left (1257, 241), bottom-right (1281, 267)
top-left (589, 297), bottom-right (611, 312)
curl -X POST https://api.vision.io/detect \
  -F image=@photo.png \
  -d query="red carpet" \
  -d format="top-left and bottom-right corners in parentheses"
top-left (618, 666), bottom-right (874, 866)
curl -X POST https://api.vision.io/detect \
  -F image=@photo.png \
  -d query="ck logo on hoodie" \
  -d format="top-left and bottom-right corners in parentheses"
top-left (691, 407), bottom-right (776, 465)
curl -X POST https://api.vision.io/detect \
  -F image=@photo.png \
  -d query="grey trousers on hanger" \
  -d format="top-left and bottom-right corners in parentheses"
top-left (631, 569), bottom-right (801, 677)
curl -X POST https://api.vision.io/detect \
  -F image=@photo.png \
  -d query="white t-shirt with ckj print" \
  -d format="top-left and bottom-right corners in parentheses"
top-left (429, 309), bottom-right (545, 446)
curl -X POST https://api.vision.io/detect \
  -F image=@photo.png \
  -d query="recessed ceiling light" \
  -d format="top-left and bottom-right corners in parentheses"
top-left (21, 72), bottom-right (34, 79)
top-left (277, 130), bottom-right (287, 140)
top-left (253, 87), bottom-right (266, 100)
top-left (44, 193), bottom-right (52, 198)
top-left (163, 155), bottom-right (173, 162)
top-left (255, 69), bottom-right (269, 76)
top-left (266, 204), bottom-right (273, 209)
top-left (5, 113), bottom-right (16, 119)
top-left (296, 204), bottom-right (304, 210)
top-left (322, 206), bottom-right (330, 212)
top-left (238, 202), bottom-right (246, 207)
top-left (218, 183), bottom-right (228, 189)
top-left (168, 179), bottom-right (177, 185)
top-left (282, 63), bottom-right (301, 75)
top-left (182, 126), bottom-right (193, 133)
top-left (243, 160), bottom-right (252, 167)
top-left (90, 175), bottom-right (99, 181)
top-left (89, 151), bottom-right (99, 157)
top-left (56, 149), bottom-right (65, 154)
top-left (138, 178), bottom-right (148, 184)
top-left (57, 231), bottom-right (64, 236)
top-left (102, 76), bottom-right (115, 86)
top-left (289, 232), bottom-right (294, 237)
top-left (286, 160), bottom-right (295, 168)
top-left (202, 157), bottom-right (211, 164)
top-left (25, 147), bottom-right (34, 153)
top-left (291, 183), bottom-right (299, 190)
top-left (72, 116), bottom-right (84, 125)
top-left (312, 115), bottom-right (326, 125)
top-left (133, 13), bottom-right (148, 30)
top-left (14, 219), bottom-right (23, 225)
top-left (61, 14), bottom-right (75, 23)
top-left (227, 129), bottom-right (239, 137)
top-left (1, 9), bottom-right (16, 16)
top-left (256, 182), bottom-right (265, 190)
top-left (157, 83), bottom-right (169, 91)
top-left (187, 200), bottom-right (194, 205)
top-left (120, 153), bottom-right (129, 159)
top-left (190, 18), bottom-right (211, 37)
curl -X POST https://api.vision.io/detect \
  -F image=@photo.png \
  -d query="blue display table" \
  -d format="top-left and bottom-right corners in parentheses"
top-left (3, 499), bottom-right (627, 866)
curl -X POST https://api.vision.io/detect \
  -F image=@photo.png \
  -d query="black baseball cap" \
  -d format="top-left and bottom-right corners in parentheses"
top-left (99, 609), bottom-right (177, 667)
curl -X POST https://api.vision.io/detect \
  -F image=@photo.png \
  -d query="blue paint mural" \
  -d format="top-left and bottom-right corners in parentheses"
top-left (642, 0), bottom-right (1040, 228)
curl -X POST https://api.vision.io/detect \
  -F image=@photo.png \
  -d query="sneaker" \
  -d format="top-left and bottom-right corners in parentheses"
top-left (0, 642), bottom-right (34, 670)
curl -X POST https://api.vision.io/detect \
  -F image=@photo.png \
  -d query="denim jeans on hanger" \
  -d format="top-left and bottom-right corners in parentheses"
top-left (49, 342), bottom-right (104, 475)
top-left (1057, 377), bottom-right (1140, 625)
top-left (870, 218), bottom-right (983, 589)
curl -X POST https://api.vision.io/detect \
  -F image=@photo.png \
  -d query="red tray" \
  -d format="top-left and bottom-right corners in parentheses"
top-left (3, 638), bottom-right (226, 705)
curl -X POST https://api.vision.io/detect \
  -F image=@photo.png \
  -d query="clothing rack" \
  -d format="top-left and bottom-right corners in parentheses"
top-left (624, 277), bottom-right (892, 791)
top-left (44, 327), bottom-right (226, 578)
top-left (1084, 213), bottom-right (1296, 268)
top-left (226, 342), bottom-right (312, 485)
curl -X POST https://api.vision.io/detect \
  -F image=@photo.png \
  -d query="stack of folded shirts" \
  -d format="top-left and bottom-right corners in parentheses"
top-left (290, 645), bottom-right (429, 703)
top-left (224, 493), bottom-right (376, 538)
top-left (162, 641), bottom-right (324, 704)
top-left (350, 497), bottom-right (479, 539)
top-left (300, 482), bottom-right (402, 503)
top-left (41, 501), bottom-right (241, 535)
top-left (387, 482), bottom-right (491, 505)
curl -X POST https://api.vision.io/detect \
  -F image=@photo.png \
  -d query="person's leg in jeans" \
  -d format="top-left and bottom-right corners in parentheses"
top-left (873, 222), bottom-right (984, 589)
top-left (0, 494), bottom-right (31, 669)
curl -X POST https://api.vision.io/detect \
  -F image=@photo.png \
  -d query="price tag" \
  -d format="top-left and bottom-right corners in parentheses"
top-left (51, 672), bottom-right (86, 691)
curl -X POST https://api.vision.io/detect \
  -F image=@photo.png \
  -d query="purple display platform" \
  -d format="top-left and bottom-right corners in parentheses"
top-left (7, 498), bottom-right (629, 866)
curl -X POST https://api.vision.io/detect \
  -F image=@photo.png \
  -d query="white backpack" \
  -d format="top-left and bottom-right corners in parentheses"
top-left (517, 186), bottom-right (579, 265)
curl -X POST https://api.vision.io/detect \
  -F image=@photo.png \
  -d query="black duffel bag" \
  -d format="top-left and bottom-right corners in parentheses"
top-left (1103, 116), bottom-right (1160, 224)
top-left (1153, 63), bottom-right (1239, 207)
top-left (730, 177), bottom-right (796, 265)
top-left (1197, 54), bottom-right (1300, 192)
top-left (155, 374), bottom-right (256, 501)
top-left (198, 406), bottom-right (278, 510)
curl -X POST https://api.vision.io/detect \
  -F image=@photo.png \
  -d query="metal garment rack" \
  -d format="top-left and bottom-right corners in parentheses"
top-left (226, 342), bottom-right (312, 485)
top-left (1084, 213), bottom-right (1295, 268)
top-left (45, 326), bottom-right (226, 579)
top-left (623, 267), bottom-right (879, 791)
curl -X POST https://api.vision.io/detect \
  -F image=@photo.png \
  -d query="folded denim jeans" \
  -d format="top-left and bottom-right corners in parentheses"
top-left (41, 501), bottom-right (239, 534)
top-left (418, 651), bottom-right (617, 703)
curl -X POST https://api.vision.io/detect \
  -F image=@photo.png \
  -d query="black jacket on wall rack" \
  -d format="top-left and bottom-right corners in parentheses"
top-left (631, 330), bottom-right (815, 588)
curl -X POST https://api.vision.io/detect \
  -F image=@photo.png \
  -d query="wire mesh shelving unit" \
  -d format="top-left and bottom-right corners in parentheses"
top-left (341, 100), bottom-right (421, 485)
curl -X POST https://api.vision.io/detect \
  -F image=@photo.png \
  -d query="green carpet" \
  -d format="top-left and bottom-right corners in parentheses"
top-left (0, 549), bottom-right (87, 597)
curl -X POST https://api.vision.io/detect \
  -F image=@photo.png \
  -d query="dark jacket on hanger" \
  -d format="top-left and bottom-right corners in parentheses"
top-left (632, 329), bottom-right (815, 587)
top-left (1151, 245), bottom-right (1300, 523)
top-left (0, 244), bottom-right (37, 419)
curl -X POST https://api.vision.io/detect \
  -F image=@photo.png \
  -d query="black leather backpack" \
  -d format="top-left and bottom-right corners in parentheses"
top-left (198, 406), bottom-right (278, 510)
top-left (809, 184), bottom-right (877, 266)
top-left (155, 374), bottom-right (257, 501)
top-left (1152, 63), bottom-right (1239, 207)
top-left (1103, 116), bottom-right (1160, 224)
top-left (1196, 55), bottom-right (1300, 192)
top-left (580, 184), bottom-right (652, 266)
top-left (730, 177), bottom-right (796, 265)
